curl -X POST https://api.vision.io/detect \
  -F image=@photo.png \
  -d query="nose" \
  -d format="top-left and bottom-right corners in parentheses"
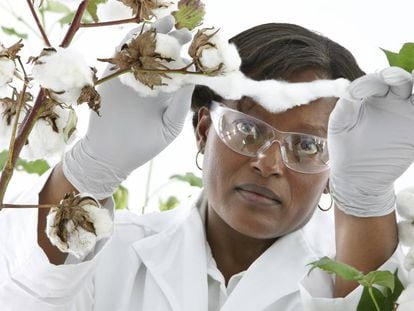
top-left (250, 140), bottom-right (286, 177)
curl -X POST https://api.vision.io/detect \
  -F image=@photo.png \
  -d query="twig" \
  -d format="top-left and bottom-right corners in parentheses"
top-left (26, 0), bottom-right (51, 46)
top-left (80, 16), bottom-right (141, 28)
top-left (0, 204), bottom-right (57, 209)
top-left (60, 0), bottom-right (89, 47)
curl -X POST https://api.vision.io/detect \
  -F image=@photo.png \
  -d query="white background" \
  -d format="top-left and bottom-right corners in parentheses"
top-left (1, 0), bottom-right (414, 213)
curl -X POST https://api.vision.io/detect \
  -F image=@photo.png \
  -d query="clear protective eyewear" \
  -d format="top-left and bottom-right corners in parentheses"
top-left (209, 101), bottom-right (329, 174)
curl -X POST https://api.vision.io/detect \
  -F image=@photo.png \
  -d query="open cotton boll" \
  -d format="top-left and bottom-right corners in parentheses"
top-left (97, 0), bottom-right (133, 21)
top-left (152, 0), bottom-right (177, 18)
top-left (46, 194), bottom-right (113, 259)
top-left (189, 71), bottom-right (350, 113)
top-left (32, 47), bottom-right (94, 105)
top-left (396, 187), bottom-right (414, 220)
top-left (398, 220), bottom-right (414, 247)
top-left (0, 58), bottom-right (15, 87)
top-left (23, 106), bottom-right (74, 160)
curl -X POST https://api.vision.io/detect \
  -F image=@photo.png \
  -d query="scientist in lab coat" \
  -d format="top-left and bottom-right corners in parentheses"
top-left (1, 21), bottom-right (413, 310)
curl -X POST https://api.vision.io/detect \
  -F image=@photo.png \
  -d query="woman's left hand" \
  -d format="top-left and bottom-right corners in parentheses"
top-left (328, 67), bottom-right (414, 217)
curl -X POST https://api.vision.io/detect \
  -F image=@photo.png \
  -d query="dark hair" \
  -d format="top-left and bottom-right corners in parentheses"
top-left (191, 23), bottom-right (365, 128)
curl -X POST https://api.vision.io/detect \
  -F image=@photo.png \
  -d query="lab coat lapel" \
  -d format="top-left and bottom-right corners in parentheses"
top-left (132, 207), bottom-right (208, 311)
top-left (221, 229), bottom-right (315, 311)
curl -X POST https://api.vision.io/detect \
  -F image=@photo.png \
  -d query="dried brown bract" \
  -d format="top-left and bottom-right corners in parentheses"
top-left (78, 85), bottom-right (101, 114)
top-left (119, 0), bottom-right (171, 20)
top-left (100, 29), bottom-right (172, 89)
top-left (49, 192), bottom-right (100, 245)
top-left (0, 40), bottom-right (24, 60)
top-left (0, 91), bottom-right (32, 125)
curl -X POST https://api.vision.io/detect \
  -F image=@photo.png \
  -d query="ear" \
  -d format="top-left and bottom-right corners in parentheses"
top-left (195, 106), bottom-right (211, 153)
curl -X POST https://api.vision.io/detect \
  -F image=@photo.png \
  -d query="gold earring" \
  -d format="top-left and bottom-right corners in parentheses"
top-left (318, 190), bottom-right (333, 212)
top-left (196, 149), bottom-right (203, 171)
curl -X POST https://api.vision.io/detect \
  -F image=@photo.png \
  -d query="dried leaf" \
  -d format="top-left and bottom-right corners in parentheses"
top-left (77, 85), bottom-right (101, 114)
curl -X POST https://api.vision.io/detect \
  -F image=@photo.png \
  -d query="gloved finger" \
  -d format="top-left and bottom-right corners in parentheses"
top-left (348, 74), bottom-right (389, 99)
top-left (328, 96), bottom-right (361, 134)
top-left (152, 15), bottom-right (175, 34)
top-left (380, 67), bottom-right (413, 99)
top-left (162, 85), bottom-right (195, 137)
top-left (169, 28), bottom-right (193, 45)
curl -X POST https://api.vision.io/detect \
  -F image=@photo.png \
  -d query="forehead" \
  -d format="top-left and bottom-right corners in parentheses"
top-left (223, 96), bottom-right (337, 137)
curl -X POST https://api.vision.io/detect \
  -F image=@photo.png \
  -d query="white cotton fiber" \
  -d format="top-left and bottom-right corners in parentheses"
top-left (398, 220), bottom-right (414, 247)
top-left (396, 187), bottom-right (414, 220)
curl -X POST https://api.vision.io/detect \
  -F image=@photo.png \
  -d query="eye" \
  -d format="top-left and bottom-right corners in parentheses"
top-left (235, 120), bottom-right (259, 138)
top-left (295, 137), bottom-right (319, 155)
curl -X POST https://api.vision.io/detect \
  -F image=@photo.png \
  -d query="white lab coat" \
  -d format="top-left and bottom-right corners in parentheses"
top-left (0, 171), bottom-right (407, 311)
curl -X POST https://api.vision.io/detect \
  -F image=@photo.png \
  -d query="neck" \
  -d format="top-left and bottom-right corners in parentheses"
top-left (206, 205), bottom-right (276, 284)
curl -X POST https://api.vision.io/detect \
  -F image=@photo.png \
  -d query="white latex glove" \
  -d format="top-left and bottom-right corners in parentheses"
top-left (328, 67), bottom-right (414, 217)
top-left (63, 16), bottom-right (194, 199)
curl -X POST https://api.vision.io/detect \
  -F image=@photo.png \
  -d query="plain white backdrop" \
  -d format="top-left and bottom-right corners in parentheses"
top-left (1, 0), bottom-right (414, 213)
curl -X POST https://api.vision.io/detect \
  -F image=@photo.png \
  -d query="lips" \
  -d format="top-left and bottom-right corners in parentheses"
top-left (235, 183), bottom-right (282, 205)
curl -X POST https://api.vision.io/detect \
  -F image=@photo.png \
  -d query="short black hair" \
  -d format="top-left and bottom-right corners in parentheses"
top-left (191, 23), bottom-right (365, 129)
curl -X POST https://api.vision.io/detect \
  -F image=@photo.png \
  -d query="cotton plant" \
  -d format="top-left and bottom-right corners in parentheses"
top-left (0, 0), bottom-right (350, 259)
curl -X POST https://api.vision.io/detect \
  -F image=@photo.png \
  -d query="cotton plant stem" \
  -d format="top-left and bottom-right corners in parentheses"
top-left (368, 287), bottom-right (380, 311)
top-left (80, 15), bottom-right (142, 28)
top-left (0, 204), bottom-right (57, 209)
top-left (26, 0), bottom-right (51, 47)
top-left (60, 0), bottom-right (89, 48)
top-left (0, 90), bottom-right (46, 207)
top-left (95, 66), bottom-right (206, 86)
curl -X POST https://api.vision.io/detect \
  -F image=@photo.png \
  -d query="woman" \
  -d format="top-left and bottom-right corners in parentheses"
top-left (1, 22), bottom-right (411, 310)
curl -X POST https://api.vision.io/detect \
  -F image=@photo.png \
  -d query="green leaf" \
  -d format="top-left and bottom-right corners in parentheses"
top-left (58, 12), bottom-right (76, 26)
top-left (170, 172), bottom-right (203, 188)
top-left (159, 196), bottom-right (180, 212)
top-left (87, 0), bottom-right (109, 23)
top-left (1, 26), bottom-right (28, 39)
top-left (381, 43), bottom-right (414, 72)
top-left (357, 286), bottom-right (391, 311)
top-left (308, 257), bottom-right (364, 282)
top-left (41, 0), bottom-right (72, 13)
top-left (0, 150), bottom-right (50, 176)
top-left (363, 270), bottom-right (395, 292)
top-left (172, 1), bottom-right (205, 31)
top-left (113, 184), bottom-right (129, 210)
top-left (385, 269), bottom-right (405, 305)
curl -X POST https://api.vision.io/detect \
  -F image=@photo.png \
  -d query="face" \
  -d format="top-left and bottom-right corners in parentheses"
top-left (196, 70), bottom-right (337, 239)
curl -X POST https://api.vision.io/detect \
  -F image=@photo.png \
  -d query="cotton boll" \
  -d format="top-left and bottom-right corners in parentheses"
top-left (155, 33), bottom-right (182, 60)
top-left (65, 221), bottom-right (97, 258)
top-left (97, 0), bottom-right (133, 21)
top-left (32, 47), bottom-right (94, 105)
top-left (152, 1), bottom-right (177, 19)
top-left (0, 58), bottom-right (15, 87)
top-left (200, 49), bottom-right (221, 71)
top-left (24, 106), bottom-right (75, 160)
top-left (397, 187), bottom-right (414, 220)
top-left (398, 220), bottom-right (414, 247)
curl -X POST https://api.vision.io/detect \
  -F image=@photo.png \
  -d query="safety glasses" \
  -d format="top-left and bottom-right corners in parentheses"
top-left (209, 101), bottom-right (329, 174)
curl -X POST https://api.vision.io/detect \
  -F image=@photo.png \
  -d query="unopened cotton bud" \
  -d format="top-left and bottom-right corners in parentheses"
top-left (398, 220), bottom-right (414, 247)
top-left (397, 187), bottom-right (414, 220)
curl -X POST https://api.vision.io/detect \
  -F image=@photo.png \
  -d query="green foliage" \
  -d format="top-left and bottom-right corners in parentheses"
top-left (1, 26), bottom-right (28, 39)
top-left (113, 184), bottom-right (129, 210)
top-left (382, 43), bottom-right (414, 72)
top-left (87, 0), bottom-right (109, 23)
top-left (173, 0), bottom-right (205, 31)
top-left (309, 257), bottom-right (403, 311)
top-left (170, 172), bottom-right (203, 188)
top-left (0, 150), bottom-right (50, 176)
top-left (159, 196), bottom-right (180, 211)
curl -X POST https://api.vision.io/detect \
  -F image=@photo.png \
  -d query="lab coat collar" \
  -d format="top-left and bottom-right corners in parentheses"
top-left (132, 205), bottom-right (208, 311)
top-left (132, 199), bottom-right (319, 311)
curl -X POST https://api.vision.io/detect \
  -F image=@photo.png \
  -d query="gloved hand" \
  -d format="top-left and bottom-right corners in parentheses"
top-left (63, 16), bottom-right (194, 200)
top-left (328, 67), bottom-right (414, 217)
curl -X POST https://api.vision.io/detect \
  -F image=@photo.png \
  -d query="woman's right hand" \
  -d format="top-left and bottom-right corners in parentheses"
top-left (63, 16), bottom-right (194, 200)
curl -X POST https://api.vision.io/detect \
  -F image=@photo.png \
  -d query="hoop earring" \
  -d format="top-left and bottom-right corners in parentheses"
top-left (318, 191), bottom-right (333, 212)
top-left (196, 150), bottom-right (203, 171)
